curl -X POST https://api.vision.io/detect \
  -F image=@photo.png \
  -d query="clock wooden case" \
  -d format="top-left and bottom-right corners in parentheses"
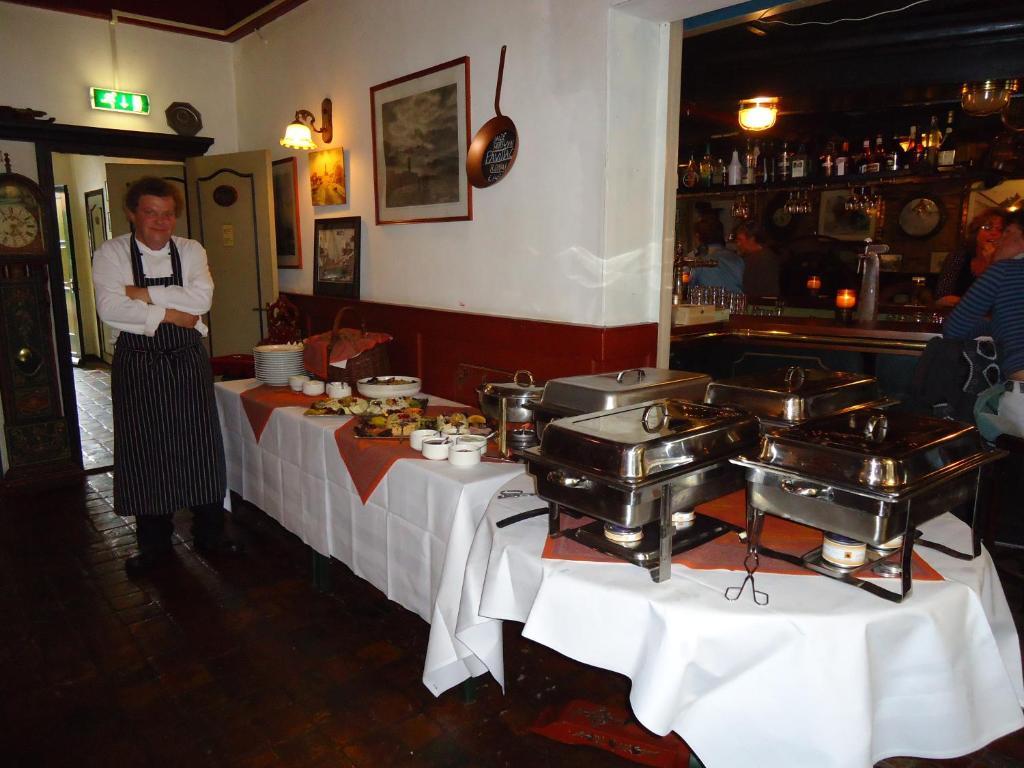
top-left (0, 172), bottom-right (47, 257)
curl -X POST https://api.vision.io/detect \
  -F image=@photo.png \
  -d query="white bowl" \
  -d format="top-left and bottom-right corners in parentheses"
top-left (448, 444), bottom-right (481, 467)
top-left (421, 437), bottom-right (449, 461)
top-left (289, 374), bottom-right (310, 392)
top-left (357, 376), bottom-right (422, 399)
top-left (454, 434), bottom-right (487, 455)
top-left (302, 380), bottom-right (326, 396)
top-left (326, 381), bottom-right (352, 399)
top-left (410, 429), bottom-right (440, 452)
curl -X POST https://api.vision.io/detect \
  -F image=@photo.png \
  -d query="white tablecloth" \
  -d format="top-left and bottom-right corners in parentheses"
top-left (214, 380), bottom-right (524, 629)
top-left (433, 472), bottom-right (1024, 768)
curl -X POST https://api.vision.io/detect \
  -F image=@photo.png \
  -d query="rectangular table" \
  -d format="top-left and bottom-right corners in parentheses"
top-left (430, 472), bottom-right (1024, 768)
top-left (214, 379), bottom-right (524, 627)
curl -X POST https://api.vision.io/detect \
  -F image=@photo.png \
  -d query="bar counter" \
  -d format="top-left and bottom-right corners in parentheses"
top-left (670, 314), bottom-right (942, 401)
top-left (671, 315), bottom-right (941, 356)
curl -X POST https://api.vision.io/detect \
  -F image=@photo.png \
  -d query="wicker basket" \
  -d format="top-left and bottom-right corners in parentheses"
top-left (321, 307), bottom-right (392, 384)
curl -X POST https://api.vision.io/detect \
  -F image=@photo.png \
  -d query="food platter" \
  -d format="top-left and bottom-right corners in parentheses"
top-left (304, 395), bottom-right (426, 417)
top-left (354, 411), bottom-right (491, 439)
top-left (357, 376), bottom-right (422, 398)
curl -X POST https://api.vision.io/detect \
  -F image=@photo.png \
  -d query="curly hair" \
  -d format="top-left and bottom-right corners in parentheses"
top-left (124, 176), bottom-right (184, 217)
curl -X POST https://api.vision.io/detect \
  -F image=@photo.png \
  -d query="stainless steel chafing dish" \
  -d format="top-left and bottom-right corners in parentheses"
top-left (532, 368), bottom-right (712, 440)
top-left (525, 398), bottom-right (758, 582)
top-left (704, 366), bottom-right (892, 431)
top-left (729, 410), bottom-right (1007, 602)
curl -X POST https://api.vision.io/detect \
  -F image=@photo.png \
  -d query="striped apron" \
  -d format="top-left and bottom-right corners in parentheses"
top-left (111, 237), bottom-right (226, 517)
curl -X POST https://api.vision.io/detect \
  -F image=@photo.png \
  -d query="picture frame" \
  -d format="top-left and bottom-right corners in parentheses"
top-left (272, 158), bottom-right (302, 268)
top-left (370, 56), bottom-right (472, 224)
top-left (308, 148), bottom-right (346, 207)
top-left (818, 189), bottom-right (877, 241)
top-left (313, 216), bottom-right (361, 298)
top-left (84, 188), bottom-right (108, 254)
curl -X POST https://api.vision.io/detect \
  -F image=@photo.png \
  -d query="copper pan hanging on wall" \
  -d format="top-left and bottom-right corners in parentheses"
top-left (467, 45), bottom-right (519, 188)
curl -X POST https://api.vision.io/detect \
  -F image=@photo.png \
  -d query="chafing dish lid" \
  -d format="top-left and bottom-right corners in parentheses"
top-left (536, 368), bottom-right (711, 414)
top-left (536, 399), bottom-right (757, 482)
top-left (747, 409), bottom-right (992, 491)
top-left (704, 366), bottom-right (882, 424)
top-left (477, 370), bottom-right (544, 398)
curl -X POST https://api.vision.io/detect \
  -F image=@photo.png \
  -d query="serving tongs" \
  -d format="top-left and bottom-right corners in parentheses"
top-left (725, 508), bottom-right (769, 606)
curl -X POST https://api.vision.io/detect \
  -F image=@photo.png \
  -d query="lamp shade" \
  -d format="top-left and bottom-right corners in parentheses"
top-left (960, 80), bottom-right (1018, 116)
top-left (280, 120), bottom-right (316, 150)
top-left (738, 97), bottom-right (779, 131)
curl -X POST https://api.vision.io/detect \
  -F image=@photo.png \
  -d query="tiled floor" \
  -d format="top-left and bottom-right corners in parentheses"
top-left (73, 361), bottom-right (114, 471)
top-left (3, 475), bottom-right (1024, 768)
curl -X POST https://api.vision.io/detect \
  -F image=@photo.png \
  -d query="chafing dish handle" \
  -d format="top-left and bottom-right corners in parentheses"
top-left (546, 470), bottom-right (594, 491)
top-left (513, 369), bottom-right (536, 387)
top-left (616, 368), bottom-right (646, 383)
top-left (641, 403), bottom-right (669, 433)
top-left (779, 479), bottom-right (834, 501)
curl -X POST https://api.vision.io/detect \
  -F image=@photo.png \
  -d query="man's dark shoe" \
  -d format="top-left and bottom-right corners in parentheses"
top-left (125, 550), bottom-right (173, 578)
top-left (193, 536), bottom-right (244, 556)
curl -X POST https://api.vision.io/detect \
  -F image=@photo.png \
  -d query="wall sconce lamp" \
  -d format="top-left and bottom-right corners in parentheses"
top-left (960, 80), bottom-right (1018, 116)
top-left (738, 96), bottom-right (779, 132)
top-left (280, 98), bottom-right (333, 150)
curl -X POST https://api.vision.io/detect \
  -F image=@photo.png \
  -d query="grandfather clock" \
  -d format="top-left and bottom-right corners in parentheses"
top-left (0, 153), bottom-right (74, 483)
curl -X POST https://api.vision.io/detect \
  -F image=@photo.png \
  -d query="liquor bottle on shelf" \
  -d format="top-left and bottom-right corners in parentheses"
top-left (791, 143), bottom-right (808, 178)
top-left (925, 115), bottom-right (942, 170)
top-left (867, 135), bottom-right (884, 174)
top-left (744, 141), bottom-right (756, 185)
top-left (820, 141), bottom-right (835, 178)
top-left (700, 143), bottom-right (713, 188)
top-left (728, 150), bottom-right (742, 186)
top-left (887, 135), bottom-right (901, 172)
top-left (835, 139), bottom-right (849, 177)
top-left (857, 138), bottom-right (873, 174)
top-left (776, 141), bottom-right (791, 180)
top-left (712, 156), bottom-right (726, 186)
top-left (938, 110), bottom-right (957, 168)
top-left (680, 154), bottom-right (699, 189)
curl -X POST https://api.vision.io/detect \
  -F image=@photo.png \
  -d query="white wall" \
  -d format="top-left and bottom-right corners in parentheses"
top-left (235, 0), bottom-right (639, 327)
top-left (0, 2), bottom-right (238, 151)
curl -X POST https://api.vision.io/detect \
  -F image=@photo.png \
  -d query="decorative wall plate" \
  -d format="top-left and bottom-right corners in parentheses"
top-left (897, 196), bottom-right (945, 239)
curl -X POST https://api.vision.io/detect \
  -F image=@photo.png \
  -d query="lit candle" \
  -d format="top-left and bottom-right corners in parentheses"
top-left (836, 289), bottom-right (857, 309)
top-left (806, 275), bottom-right (822, 292)
top-left (682, 271), bottom-right (692, 284)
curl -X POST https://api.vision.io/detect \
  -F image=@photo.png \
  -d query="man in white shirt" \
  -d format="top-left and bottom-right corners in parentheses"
top-left (93, 177), bottom-right (240, 577)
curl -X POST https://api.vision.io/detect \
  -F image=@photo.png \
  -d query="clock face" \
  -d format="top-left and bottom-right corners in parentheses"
top-left (0, 173), bottom-right (45, 256)
top-left (0, 204), bottom-right (40, 248)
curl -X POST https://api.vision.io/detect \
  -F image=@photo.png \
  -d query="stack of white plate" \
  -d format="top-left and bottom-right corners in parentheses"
top-left (253, 343), bottom-right (306, 386)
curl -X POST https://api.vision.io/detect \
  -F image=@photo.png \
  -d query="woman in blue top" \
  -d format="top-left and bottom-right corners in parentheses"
top-left (689, 216), bottom-right (745, 294)
top-left (944, 209), bottom-right (1024, 437)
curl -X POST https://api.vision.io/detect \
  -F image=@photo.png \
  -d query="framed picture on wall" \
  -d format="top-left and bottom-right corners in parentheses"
top-left (313, 216), bottom-right (360, 298)
top-left (818, 189), bottom-right (877, 241)
top-left (272, 158), bottom-right (302, 268)
top-left (370, 56), bottom-right (472, 224)
top-left (309, 148), bottom-right (346, 207)
top-left (84, 188), bottom-right (108, 254)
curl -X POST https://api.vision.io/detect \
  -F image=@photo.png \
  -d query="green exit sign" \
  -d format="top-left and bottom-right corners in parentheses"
top-left (89, 87), bottom-right (150, 115)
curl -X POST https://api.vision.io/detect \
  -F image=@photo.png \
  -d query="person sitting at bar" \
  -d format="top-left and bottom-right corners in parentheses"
top-left (689, 216), bottom-right (744, 294)
top-left (733, 221), bottom-right (779, 298)
top-left (934, 208), bottom-right (1008, 308)
top-left (944, 208), bottom-right (1024, 438)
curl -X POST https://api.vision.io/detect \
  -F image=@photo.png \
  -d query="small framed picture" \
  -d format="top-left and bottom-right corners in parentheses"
top-left (309, 147), bottom-right (346, 207)
top-left (313, 216), bottom-right (360, 298)
top-left (818, 189), bottom-right (877, 241)
top-left (271, 158), bottom-right (302, 268)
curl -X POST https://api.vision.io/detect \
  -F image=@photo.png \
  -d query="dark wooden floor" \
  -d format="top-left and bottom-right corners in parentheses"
top-left (3, 474), bottom-right (1024, 767)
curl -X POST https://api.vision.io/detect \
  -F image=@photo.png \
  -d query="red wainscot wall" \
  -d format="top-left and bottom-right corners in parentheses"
top-left (283, 293), bottom-right (658, 405)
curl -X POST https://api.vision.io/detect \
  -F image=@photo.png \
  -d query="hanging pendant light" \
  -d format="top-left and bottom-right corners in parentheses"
top-left (738, 96), bottom-right (779, 132)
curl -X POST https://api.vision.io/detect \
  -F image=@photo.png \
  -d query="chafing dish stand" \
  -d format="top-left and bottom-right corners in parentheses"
top-left (729, 411), bottom-right (1007, 603)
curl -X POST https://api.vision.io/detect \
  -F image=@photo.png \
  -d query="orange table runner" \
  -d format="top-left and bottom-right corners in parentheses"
top-left (333, 406), bottom-right (492, 503)
top-left (240, 385), bottom-right (320, 441)
top-left (542, 490), bottom-right (942, 580)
